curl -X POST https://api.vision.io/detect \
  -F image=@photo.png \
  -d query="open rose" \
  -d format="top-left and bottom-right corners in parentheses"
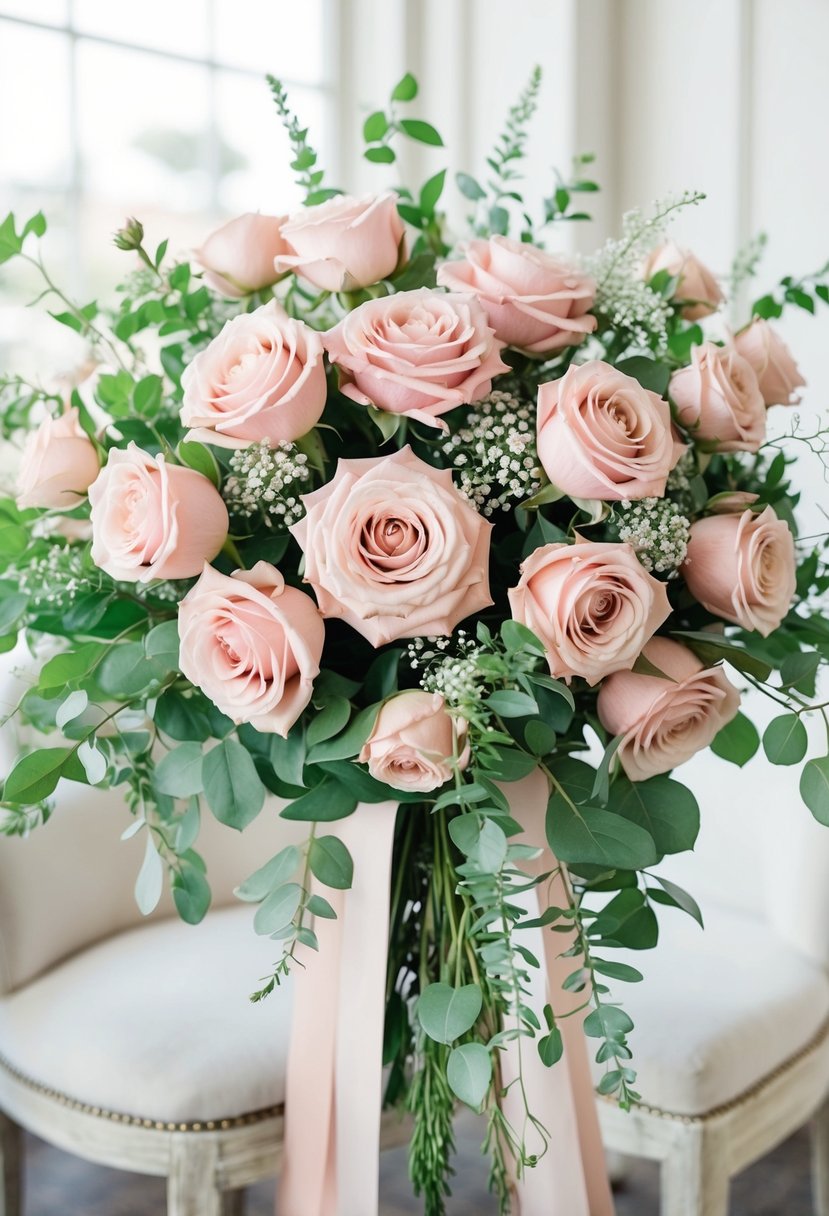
top-left (643, 241), bottom-right (723, 320)
top-left (536, 361), bottom-right (675, 500)
top-left (323, 288), bottom-right (509, 429)
top-left (180, 301), bottom-right (326, 448)
top-left (508, 540), bottom-right (671, 685)
top-left (436, 236), bottom-right (596, 355)
top-left (733, 318), bottom-right (806, 406)
top-left (290, 445), bottom-right (492, 646)
top-left (597, 637), bottom-right (741, 781)
top-left (275, 192), bottom-right (405, 292)
top-left (194, 213), bottom-right (289, 298)
top-left (178, 562), bottom-right (324, 736)
top-left (670, 342), bottom-right (766, 453)
top-left (89, 445), bottom-right (228, 582)
top-left (682, 507), bottom-right (796, 636)
top-left (359, 691), bottom-right (469, 792)
top-left (16, 407), bottom-right (100, 510)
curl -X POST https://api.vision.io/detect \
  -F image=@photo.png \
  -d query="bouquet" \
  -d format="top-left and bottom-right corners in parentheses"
top-left (2, 67), bottom-right (829, 1214)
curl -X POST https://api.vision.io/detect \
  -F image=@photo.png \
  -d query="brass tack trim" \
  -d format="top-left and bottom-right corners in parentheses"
top-left (599, 1014), bottom-right (829, 1124)
top-left (0, 1050), bottom-right (284, 1133)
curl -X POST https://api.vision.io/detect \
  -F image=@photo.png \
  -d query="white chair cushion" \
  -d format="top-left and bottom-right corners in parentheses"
top-left (592, 903), bottom-right (829, 1116)
top-left (0, 905), bottom-right (292, 1123)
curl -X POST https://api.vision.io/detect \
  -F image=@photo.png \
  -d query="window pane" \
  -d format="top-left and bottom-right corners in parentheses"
top-left (76, 42), bottom-right (211, 212)
top-left (215, 71), bottom-right (330, 214)
top-left (0, 1), bottom-right (67, 23)
top-left (74, 0), bottom-right (209, 57)
top-left (0, 23), bottom-right (71, 189)
top-left (212, 0), bottom-right (326, 81)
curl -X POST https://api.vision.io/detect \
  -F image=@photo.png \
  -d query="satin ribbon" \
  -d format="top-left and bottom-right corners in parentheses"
top-left (280, 778), bottom-right (613, 1215)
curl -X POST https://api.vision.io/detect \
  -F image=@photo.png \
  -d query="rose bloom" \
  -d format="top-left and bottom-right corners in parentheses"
top-left (178, 562), bottom-right (324, 736)
top-left (682, 506), bottom-right (796, 636)
top-left (194, 213), bottom-right (289, 298)
top-left (274, 192), bottom-right (405, 292)
top-left (732, 317), bottom-right (806, 406)
top-left (436, 236), bottom-right (596, 356)
top-left (670, 342), bottom-right (766, 453)
top-left (180, 301), bottom-right (326, 448)
top-left (324, 288), bottom-right (509, 429)
top-left (16, 407), bottom-right (100, 510)
top-left (536, 361), bottom-right (675, 501)
top-left (508, 540), bottom-right (671, 685)
top-left (359, 690), bottom-right (470, 792)
top-left (290, 445), bottom-right (492, 646)
top-left (597, 637), bottom-right (741, 782)
top-left (89, 444), bottom-right (228, 582)
top-left (643, 241), bottom-right (723, 320)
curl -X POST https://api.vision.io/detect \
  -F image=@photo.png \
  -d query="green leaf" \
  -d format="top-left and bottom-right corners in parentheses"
top-left (711, 711), bottom-right (760, 767)
top-left (584, 1004), bottom-right (634, 1040)
top-left (175, 798), bottom-right (201, 853)
top-left (546, 791), bottom-right (658, 871)
top-left (176, 440), bottom-right (221, 488)
top-left (363, 110), bottom-right (389, 142)
top-left (478, 745), bottom-right (537, 783)
top-left (253, 882), bottom-right (303, 936)
top-left (154, 743), bottom-right (204, 798)
top-left (318, 759), bottom-right (422, 804)
top-left (456, 172), bottom-right (486, 201)
top-left (39, 643), bottom-right (107, 691)
top-left (398, 118), bottom-right (443, 147)
top-left (97, 642), bottom-right (164, 698)
top-left (0, 592), bottom-right (27, 635)
top-left (417, 982), bottom-right (482, 1044)
top-left (671, 631), bottom-right (772, 681)
top-left (447, 1043), bottom-right (491, 1109)
top-left (154, 690), bottom-right (211, 743)
top-left (202, 738), bottom-right (266, 830)
top-left (134, 834), bottom-right (163, 916)
top-left (486, 690), bottom-right (539, 718)
top-left (763, 714), bottom-right (808, 766)
top-left (22, 211), bottom-right (47, 239)
top-left (0, 213), bottom-right (23, 263)
top-left (306, 697), bottom-right (351, 749)
top-left (4, 746), bottom-right (74, 803)
top-left (615, 356), bottom-right (671, 397)
top-left (538, 1026), bottom-right (564, 1067)
top-left (133, 374), bottom-right (163, 414)
top-left (591, 735), bottom-right (624, 804)
top-left (779, 650), bottom-right (821, 693)
top-left (419, 169), bottom-right (446, 217)
top-left (590, 888), bottom-right (659, 949)
top-left (306, 893), bottom-right (337, 919)
top-left (800, 757), bottom-right (829, 825)
top-left (172, 863), bottom-right (211, 924)
top-left (306, 704), bottom-right (379, 763)
top-left (308, 835), bottom-right (354, 889)
top-left (593, 960), bottom-right (644, 983)
top-left (391, 72), bottom-right (418, 101)
top-left (235, 845), bottom-right (301, 902)
top-left (500, 620), bottom-right (546, 656)
top-left (56, 690), bottom-right (88, 730)
top-left (270, 728), bottom-right (307, 786)
top-left (280, 777), bottom-right (358, 822)
top-left (648, 875), bottom-right (704, 927)
top-left (144, 620), bottom-right (180, 672)
top-left (611, 776), bottom-right (700, 857)
top-left (365, 145), bottom-right (396, 165)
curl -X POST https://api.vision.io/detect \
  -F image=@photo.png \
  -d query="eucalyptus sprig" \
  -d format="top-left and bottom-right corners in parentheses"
top-left (267, 74), bottom-right (341, 207)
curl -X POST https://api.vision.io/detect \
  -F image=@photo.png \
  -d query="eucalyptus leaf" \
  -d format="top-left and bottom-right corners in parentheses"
top-left (235, 845), bottom-right (301, 902)
top-left (203, 738), bottom-right (265, 830)
top-left (253, 882), bottom-right (303, 936)
top-left (308, 835), bottom-right (354, 889)
top-left (417, 982), bottom-right (482, 1044)
top-left (447, 1043), bottom-right (492, 1108)
top-left (134, 833), bottom-right (163, 916)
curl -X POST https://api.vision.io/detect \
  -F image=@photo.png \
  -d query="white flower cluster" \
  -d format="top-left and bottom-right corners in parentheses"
top-left (17, 543), bottom-right (90, 609)
top-left (616, 496), bottom-right (690, 576)
top-left (405, 632), bottom-right (485, 706)
top-left (222, 440), bottom-right (311, 529)
top-left (586, 190), bottom-right (705, 350)
top-left (442, 389), bottom-right (541, 515)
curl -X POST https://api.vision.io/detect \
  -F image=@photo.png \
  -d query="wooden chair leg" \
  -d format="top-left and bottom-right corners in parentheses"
top-left (660, 1123), bottom-right (730, 1216)
top-left (811, 1094), bottom-right (829, 1216)
top-left (0, 1113), bottom-right (22, 1216)
top-left (167, 1138), bottom-right (224, 1216)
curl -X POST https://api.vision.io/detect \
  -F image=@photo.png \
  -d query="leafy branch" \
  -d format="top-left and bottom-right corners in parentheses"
top-left (267, 75), bottom-right (341, 206)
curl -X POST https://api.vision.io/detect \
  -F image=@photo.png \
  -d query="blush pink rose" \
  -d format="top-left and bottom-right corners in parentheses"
top-left (359, 690), bottom-right (469, 792)
top-left (89, 444), bottom-right (228, 582)
top-left (681, 507), bottom-right (796, 636)
top-left (290, 445), bottom-right (492, 646)
top-left (436, 236), bottom-right (596, 355)
top-left (275, 192), bottom-right (405, 292)
top-left (643, 241), bottom-right (723, 320)
top-left (180, 301), bottom-right (326, 448)
top-left (670, 342), bottom-right (766, 453)
top-left (178, 561), bottom-right (324, 736)
top-left (732, 318), bottom-right (806, 406)
top-left (324, 288), bottom-right (509, 429)
top-left (536, 361), bottom-right (675, 501)
top-left (597, 637), bottom-right (741, 782)
top-left (194, 213), bottom-right (289, 298)
top-left (508, 540), bottom-right (671, 685)
top-left (16, 407), bottom-right (100, 510)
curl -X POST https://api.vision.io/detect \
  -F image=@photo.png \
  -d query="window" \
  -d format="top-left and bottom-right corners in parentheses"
top-left (0, 0), bottom-right (337, 372)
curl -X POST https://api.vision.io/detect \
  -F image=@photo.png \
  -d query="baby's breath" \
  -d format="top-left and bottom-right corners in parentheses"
top-left (443, 389), bottom-right (541, 516)
top-left (223, 440), bottom-right (311, 529)
top-left (16, 543), bottom-right (96, 611)
top-left (405, 632), bottom-right (486, 708)
top-left (615, 496), bottom-right (690, 576)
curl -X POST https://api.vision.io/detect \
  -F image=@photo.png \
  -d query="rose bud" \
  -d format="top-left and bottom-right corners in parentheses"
top-left (194, 213), bottom-right (289, 299)
top-left (643, 241), bottom-right (723, 320)
top-left (732, 318), bottom-right (806, 406)
top-left (16, 407), bottom-right (100, 510)
top-left (275, 192), bottom-right (405, 292)
top-left (359, 691), bottom-right (469, 792)
top-left (669, 342), bottom-right (766, 453)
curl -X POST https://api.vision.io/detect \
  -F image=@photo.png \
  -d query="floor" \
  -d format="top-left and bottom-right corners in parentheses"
top-left (18, 1117), bottom-right (814, 1214)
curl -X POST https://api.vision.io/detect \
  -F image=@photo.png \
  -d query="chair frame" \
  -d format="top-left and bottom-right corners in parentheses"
top-left (597, 1016), bottom-right (829, 1216)
top-left (0, 1052), bottom-right (410, 1216)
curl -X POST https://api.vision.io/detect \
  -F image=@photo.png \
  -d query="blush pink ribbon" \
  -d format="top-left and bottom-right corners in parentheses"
top-left (280, 776), bottom-right (614, 1215)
